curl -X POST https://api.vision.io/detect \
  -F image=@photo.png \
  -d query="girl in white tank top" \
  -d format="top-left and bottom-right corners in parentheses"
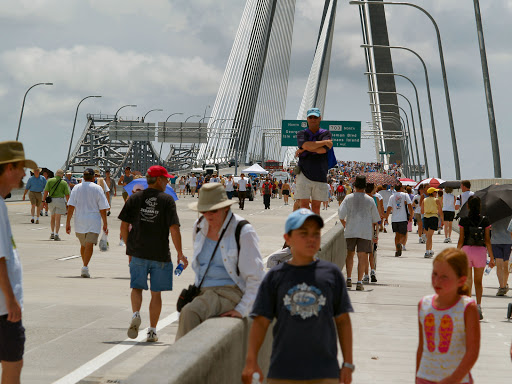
top-left (416, 248), bottom-right (479, 384)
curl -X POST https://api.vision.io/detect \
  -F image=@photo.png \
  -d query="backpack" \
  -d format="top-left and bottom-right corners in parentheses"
top-left (466, 217), bottom-right (486, 247)
top-left (195, 216), bottom-right (249, 275)
top-left (263, 182), bottom-right (272, 195)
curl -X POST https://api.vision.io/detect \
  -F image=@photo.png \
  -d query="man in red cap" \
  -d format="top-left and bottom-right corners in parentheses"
top-left (119, 165), bottom-right (187, 342)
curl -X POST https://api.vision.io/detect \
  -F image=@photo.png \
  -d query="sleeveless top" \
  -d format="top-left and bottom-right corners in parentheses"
top-left (417, 294), bottom-right (474, 383)
top-left (443, 193), bottom-right (455, 212)
top-left (424, 197), bottom-right (438, 218)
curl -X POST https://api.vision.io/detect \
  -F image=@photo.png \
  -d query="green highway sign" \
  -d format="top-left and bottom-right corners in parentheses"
top-left (281, 120), bottom-right (361, 148)
top-left (379, 151), bottom-right (395, 155)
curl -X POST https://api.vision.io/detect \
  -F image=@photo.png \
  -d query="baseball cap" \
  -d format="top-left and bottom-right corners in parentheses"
top-left (147, 165), bottom-right (172, 178)
top-left (65, 170), bottom-right (72, 175)
top-left (83, 168), bottom-right (95, 176)
top-left (306, 108), bottom-right (321, 118)
top-left (427, 187), bottom-right (439, 194)
top-left (285, 208), bottom-right (324, 233)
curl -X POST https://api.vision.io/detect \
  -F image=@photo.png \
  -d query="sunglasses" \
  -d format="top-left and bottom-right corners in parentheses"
top-left (200, 209), bottom-right (219, 214)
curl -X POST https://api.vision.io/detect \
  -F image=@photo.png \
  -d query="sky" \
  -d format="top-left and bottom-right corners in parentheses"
top-left (0, 0), bottom-right (511, 181)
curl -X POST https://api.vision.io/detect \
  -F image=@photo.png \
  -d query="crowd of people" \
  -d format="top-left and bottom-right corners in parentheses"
top-left (2, 104), bottom-right (511, 384)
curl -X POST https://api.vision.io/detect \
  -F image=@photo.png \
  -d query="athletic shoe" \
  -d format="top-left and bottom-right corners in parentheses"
top-left (107, 211), bottom-right (111, 216)
top-left (422, 234), bottom-right (427, 243)
top-left (356, 282), bottom-right (364, 291)
top-left (430, 250), bottom-right (435, 257)
top-left (424, 251), bottom-right (433, 259)
top-left (31, 218), bottom-right (34, 224)
top-left (346, 278), bottom-right (352, 288)
top-left (147, 329), bottom-right (158, 342)
top-left (127, 313), bottom-right (141, 339)
top-left (395, 243), bottom-right (402, 257)
top-left (45, 211), bottom-right (48, 216)
top-left (362, 274), bottom-right (370, 284)
top-left (54, 234), bottom-right (61, 241)
top-left (402, 245), bottom-right (407, 251)
top-left (496, 288), bottom-right (506, 297)
top-left (40, 211), bottom-right (43, 216)
top-left (81, 266), bottom-right (90, 278)
top-left (477, 305), bottom-right (483, 320)
top-left (370, 272), bottom-right (377, 283)
top-left (419, 237), bottom-right (424, 244)
top-left (443, 238), bottom-right (450, 243)
top-left (35, 219), bottom-right (39, 224)
top-left (437, 230), bottom-right (441, 235)
top-left (50, 233), bottom-right (55, 240)
top-left (447, 237), bottom-right (452, 243)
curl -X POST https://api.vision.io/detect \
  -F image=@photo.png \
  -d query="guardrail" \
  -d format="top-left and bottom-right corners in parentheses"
top-left (126, 224), bottom-right (347, 384)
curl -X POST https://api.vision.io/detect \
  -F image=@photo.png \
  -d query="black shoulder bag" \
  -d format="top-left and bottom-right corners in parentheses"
top-left (176, 215), bottom-right (233, 312)
top-left (45, 180), bottom-right (63, 204)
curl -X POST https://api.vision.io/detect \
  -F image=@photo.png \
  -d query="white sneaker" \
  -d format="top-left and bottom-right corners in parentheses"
top-left (362, 274), bottom-right (370, 284)
top-left (147, 329), bottom-right (158, 342)
top-left (443, 238), bottom-right (450, 243)
top-left (127, 313), bottom-right (141, 339)
top-left (81, 266), bottom-right (90, 278)
top-left (402, 245), bottom-right (407, 251)
top-left (447, 237), bottom-right (452, 243)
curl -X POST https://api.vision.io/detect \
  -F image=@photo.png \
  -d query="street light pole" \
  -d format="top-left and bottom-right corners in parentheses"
top-left (473, 0), bottom-right (501, 177)
top-left (362, 52), bottom-right (439, 178)
top-left (374, 117), bottom-right (413, 178)
top-left (114, 104), bottom-right (137, 122)
top-left (159, 112), bottom-right (184, 163)
top-left (16, 82), bottom-right (53, 140)
top-left (351, 0), bottom-right (461, 179)
top-left (369, 90), bottom-right (427, 178)
top-left (66, 95), bottom-right (102, 171)
top-left (142, 108), bottom-right (163, 122)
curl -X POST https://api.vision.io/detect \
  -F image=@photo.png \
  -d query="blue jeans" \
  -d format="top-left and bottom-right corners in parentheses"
top-left (129, 256), bottom-right (173, 292)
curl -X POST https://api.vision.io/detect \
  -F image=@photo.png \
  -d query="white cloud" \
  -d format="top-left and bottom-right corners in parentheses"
top-left (0, 0), bottom-right (77, 23)
top-left (1, 45), bottom-right (223, 99)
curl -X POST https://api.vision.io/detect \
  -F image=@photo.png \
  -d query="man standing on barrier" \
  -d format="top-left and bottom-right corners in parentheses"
top-left (294, 108), bottom-right (333, 215)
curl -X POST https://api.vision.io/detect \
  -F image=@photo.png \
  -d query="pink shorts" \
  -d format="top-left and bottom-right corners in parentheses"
top-left (462, 245), bottom-right (487, 268)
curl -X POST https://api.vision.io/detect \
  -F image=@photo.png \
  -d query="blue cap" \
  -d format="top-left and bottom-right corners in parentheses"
top-left (307, 108), bottom-right (321, 117)
top-left (285, 208), bottom-right (324, 233)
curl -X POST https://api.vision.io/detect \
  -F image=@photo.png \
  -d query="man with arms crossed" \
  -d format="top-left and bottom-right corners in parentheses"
top-left (0, 141), bottom-right (37, 384)
top-left (119, 166), bottom-right (188, 342)
top-left (295, 108), bottom-right (333, 215)
top-left (66, 169), bottom-right (110, 278)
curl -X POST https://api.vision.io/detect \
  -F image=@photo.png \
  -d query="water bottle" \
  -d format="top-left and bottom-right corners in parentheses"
top-left (174, 261), bottom-right (185, 276)
top-left (484, 265), bottom-right (492, 276)
top-left (251, 372), bottom-right (261, 384)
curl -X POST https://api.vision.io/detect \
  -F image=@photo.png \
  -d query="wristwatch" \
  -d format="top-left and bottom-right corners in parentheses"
top-left (342, 362), bottom-right (355, 372)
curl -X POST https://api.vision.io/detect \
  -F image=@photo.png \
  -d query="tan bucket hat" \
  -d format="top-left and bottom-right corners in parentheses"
top-left (0, 141), bottom-right (37, 170)
top-left (188, 182), bottom-right (236, 212)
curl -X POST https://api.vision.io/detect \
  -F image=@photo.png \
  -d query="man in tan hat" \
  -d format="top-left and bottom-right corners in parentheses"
top-left (0, 141), bottom-right (37, 382)
top-left (43, 169), bottom-right (70, 241)
top-left (119, 165), bottom-right (187, 342)
top-left (22, 167), bottom-right (46, 224)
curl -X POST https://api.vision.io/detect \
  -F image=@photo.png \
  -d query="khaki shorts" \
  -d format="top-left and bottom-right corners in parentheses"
top-left (48, 198), bottom-right (67, 215)
top-left (294, 173), bottom-right (329, 202)
top-left (346, 238), bottom-right (372, 253)
top-left (76, 232), bottom-right (99, 246)
top-left (28, 191), bottom-right (42, 206)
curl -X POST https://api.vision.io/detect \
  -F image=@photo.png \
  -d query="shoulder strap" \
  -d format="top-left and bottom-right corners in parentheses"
top-left (195, 216), bottom-right (205, 234)
top-left (49, 179), bottom-right (62, 197)
top-left (235, 220), bottom-right (249, 276)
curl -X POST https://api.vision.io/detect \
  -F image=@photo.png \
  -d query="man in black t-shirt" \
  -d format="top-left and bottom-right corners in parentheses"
top-left (119, 165), bottom-right (187, 342)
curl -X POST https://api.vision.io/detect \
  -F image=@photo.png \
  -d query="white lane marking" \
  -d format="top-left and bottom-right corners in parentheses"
top-left (56, 255), bottom-right (81, 261)
top-left (30, 227), bottom-right (47, 231)
top-left (52, 311), bottom-right (180, 384)
top-left (324, 212), bottom-right (338, 224)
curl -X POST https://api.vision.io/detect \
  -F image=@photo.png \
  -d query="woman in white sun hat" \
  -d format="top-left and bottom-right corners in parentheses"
top-left (175, 182), bottom-right (264, 339)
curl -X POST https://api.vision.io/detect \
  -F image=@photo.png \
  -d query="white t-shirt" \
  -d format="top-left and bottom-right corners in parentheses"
top-left (0, 197), bottom-right (23, 315)
top-left (225, 180), bottom-right (234, 192)
top-left (380, 189), bottom-right (393, 209)
top-left (457, 190), bottom-right (474, 208)
top-left (67, 182), bottom-right (110, 234)
top-left (238, 178), bottom-right (248, 191)
top-left (388, 192), bottom-right (412, 223)
top-left (412, 194), bottom-right (422, 214)
top-left (189, 176), bottom-right (197, 187)
top-left (338, 192), bottom-right (381, 240)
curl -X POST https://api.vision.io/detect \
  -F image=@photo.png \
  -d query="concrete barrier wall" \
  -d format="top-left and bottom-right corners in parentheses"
top-left (126, 224), bottom-right (347, 384)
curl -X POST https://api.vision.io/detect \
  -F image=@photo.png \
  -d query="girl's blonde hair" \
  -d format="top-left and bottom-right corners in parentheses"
top-left (434, 248), bottom-right (470, 296)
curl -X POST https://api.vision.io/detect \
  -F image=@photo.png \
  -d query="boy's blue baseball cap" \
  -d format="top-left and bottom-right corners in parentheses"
top-left (285, 208), bottom-right (324, 233)
top-left (306, 108), bottom-right (321, 117)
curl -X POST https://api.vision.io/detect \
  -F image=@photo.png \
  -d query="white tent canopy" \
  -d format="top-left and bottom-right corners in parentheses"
top-left (241, 163), bottom-right (268, 174)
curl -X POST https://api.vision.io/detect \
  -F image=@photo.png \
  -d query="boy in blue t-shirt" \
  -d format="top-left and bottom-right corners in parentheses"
top-left (242, 209), bottom-right (354, 384)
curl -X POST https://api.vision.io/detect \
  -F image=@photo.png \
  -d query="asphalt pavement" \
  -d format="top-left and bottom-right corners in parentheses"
top-left (3, 192), bottom-right (511, 383)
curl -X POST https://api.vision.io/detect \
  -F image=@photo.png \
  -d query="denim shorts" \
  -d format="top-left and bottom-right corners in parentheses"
top-left (0, 315), bottom-right (25, 362)
top-left (129, 256), bottom-right (173, 292)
